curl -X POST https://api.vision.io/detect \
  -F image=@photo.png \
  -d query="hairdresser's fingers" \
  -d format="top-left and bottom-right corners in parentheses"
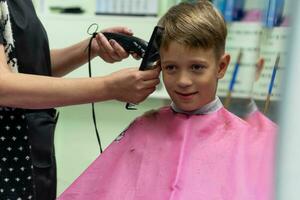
top-left (128, 88), bottom-right (156, 104)
top-left (146, 87), bottom-right (156, 96)
top-left (140, 67), bottom-right (161, 80)
top-left (109, 39), bottom-right (129, 59)
top-left (138, 88), bottom-right (157, 102)
top-left (95, 34), bottom-right (116, 63)
top-left (102, 26), bottom-right (133, 36)
top-left (118, 86), bottom-right (156, 105)
top-left (98, 50), bottom-right (115, 63)
top-left (108, 67), bottom-right (160, 103)
top-left (131, 53), bottom-right (141, 60)
top-left (101, 27), bottom-right (141, 60)
top-left (142, 79), bottom-right (160, 89)
top-left (96, 33), bottom-right (122, 62)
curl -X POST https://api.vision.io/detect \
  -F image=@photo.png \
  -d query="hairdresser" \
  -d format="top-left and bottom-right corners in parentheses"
top-left (0, 1), bottom-right (160, 200)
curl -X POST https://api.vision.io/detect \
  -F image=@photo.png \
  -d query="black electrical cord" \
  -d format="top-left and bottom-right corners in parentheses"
top-left (86, 23), bottom-right (103, 153)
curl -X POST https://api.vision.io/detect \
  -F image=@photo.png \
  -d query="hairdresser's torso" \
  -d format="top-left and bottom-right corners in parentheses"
top-left (0, 1), bottom-right (54, 199)
top-left (8, 0), bottom-right (51, 75)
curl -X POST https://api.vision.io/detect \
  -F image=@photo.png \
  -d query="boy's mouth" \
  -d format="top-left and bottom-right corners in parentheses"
top-left (175, 91), bottom-right (198, 99)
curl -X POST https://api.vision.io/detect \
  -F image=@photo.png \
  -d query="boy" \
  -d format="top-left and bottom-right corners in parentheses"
top-left (58, 1), bottom-right (257, 199)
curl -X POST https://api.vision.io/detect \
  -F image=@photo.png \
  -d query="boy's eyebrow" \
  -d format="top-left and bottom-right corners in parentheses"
top-left (160, 60), bottom-right (175, 65)
top-left (187, 59), bottom-right (209, 65)
top-left (161, 59), bottom-right (209, 65)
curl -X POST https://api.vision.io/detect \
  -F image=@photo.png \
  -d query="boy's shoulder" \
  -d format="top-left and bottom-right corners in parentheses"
top-left (218, 107), bottom-right (251, 130)
top-left (129, 105), bottom-right (252, 130)
top-left (141, 106), bottom-right (171, 117)
top-left (134, 106), bottom-right (172, 124)
top-left (117, 106), bottom-right (251, 142)
top-left (121, 106), bottom-right (171, 130)
top-left (114, 106), bottom-right (172, 141)
top-left (138, 106), bottom-right (249, 127)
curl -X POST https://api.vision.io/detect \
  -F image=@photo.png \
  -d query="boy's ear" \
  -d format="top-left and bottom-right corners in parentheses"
top-left (155, 59), bottom-right (162, 70)
top-left (156, 59), bottom-right (161, 67)
top-left (217, 53), bottom-right (230, 79)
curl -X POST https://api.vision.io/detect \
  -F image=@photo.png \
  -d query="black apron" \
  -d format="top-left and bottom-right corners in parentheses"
top-left (0, 0), bottom-right (58, 199)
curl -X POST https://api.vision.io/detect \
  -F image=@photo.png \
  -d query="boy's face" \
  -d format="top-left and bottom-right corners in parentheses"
top-left (160, 41), bottom-right (229, 112)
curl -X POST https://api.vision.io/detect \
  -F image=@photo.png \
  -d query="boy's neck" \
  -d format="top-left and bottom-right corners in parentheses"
top-left (171, 97), bottom-right (223, 115)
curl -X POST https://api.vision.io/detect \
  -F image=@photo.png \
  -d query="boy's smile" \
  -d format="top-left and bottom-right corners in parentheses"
top-left (175, 91), bottom-right (199, 101)
top-left (160, 41), bottom-right (229, 112)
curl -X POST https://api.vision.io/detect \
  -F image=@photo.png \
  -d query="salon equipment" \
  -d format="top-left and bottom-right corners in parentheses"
top-left (263, 0), bottom-right (285, 27)
top-left (103, 27), bottom-right (164, 110)
top-left (103, 26), bottom-right (164, 71)
top-left (50, 6), bottom-right (84, 14)
top-left (102, 32), bottom-right (148, 58)
top-left (86, 25), bottom-right (163, 152)
top-left (225, 50), bottom-right (243, 108)
top-left (264, 53), bottom-right (280, 114)
top-left (138, 26), bottom-right (164, 71)
top-left (104, 26), bottom-right (164, 109)
top-left (124, 26), bottom-right (164, 109)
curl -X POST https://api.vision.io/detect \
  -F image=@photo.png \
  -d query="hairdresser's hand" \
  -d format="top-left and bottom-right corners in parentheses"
top-left (93, 27), bottom-right (139, 63)
top-left (107, 67), bottom-right (161, 104)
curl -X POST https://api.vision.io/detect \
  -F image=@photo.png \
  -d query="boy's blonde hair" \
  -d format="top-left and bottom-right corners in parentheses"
top-left (158, 0), bottom-right (227, 59)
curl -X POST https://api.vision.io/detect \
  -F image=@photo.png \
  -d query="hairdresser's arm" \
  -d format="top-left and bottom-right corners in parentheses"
top-left (0, 45), bottom-right (160, 109)
top-left (51, 27), bottom-right (132, 77)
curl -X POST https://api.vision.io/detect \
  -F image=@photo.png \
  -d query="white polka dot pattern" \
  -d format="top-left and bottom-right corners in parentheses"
top-left (0, 108), bottom-right (34, 199)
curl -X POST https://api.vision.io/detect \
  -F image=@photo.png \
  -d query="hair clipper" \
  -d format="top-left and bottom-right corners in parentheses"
top-left (102, 32), bottom-right (148, 58)
top-left (103, 27), bottom-right (164, 110)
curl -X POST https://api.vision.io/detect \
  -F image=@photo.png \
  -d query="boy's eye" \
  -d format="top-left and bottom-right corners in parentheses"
top-left (191, 64), bottom-right (205, 71)
top-left (164, 65), bottom-right (176, 72)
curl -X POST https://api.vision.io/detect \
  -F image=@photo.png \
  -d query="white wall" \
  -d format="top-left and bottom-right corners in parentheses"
top-left (276, 0), bottom-right (300, 199)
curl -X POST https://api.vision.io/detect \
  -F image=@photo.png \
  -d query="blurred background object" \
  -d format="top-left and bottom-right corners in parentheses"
top-left (276, 0), bottom-right (300, 199)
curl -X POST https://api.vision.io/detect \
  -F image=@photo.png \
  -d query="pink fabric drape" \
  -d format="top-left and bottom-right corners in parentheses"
top-left (244, 110), bottom-right (277, 200)
top-left (58, 107), bottom-right (273, 200)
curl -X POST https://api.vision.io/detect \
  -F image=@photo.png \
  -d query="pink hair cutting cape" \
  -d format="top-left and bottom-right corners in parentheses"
top-left (58, 102), bottom-right (274, 200)
top-left (244, 101), bottom-right (277, 200)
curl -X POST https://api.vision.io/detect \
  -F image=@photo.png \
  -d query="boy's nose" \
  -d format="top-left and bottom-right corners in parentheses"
top-left (177, 71), bottom-right (193, 88)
